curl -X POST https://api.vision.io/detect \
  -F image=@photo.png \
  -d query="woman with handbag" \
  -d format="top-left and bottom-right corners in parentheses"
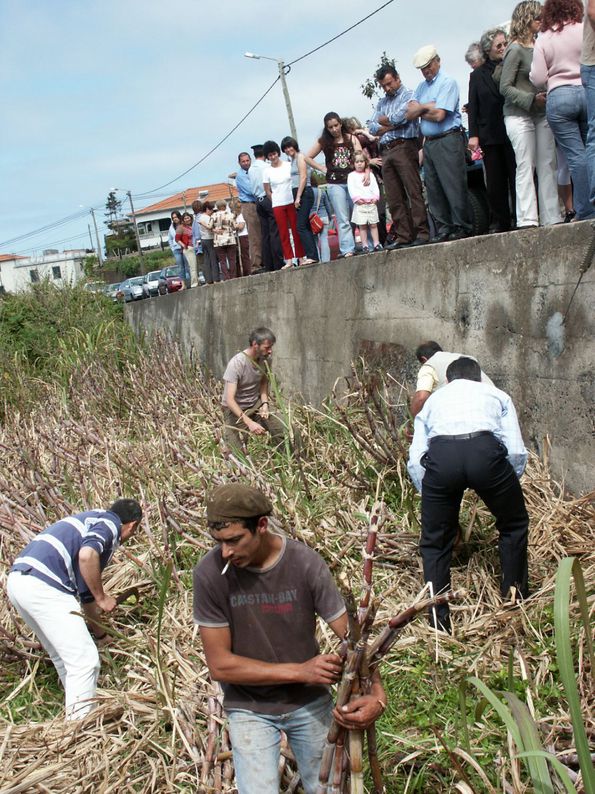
top-left (281, 136), bottom-right (319, 263)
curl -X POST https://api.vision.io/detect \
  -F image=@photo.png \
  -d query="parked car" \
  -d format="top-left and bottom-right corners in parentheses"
top-left (117, 276), bottom-right (146, 302)
top-left (102, 282), bottom-right (121, 302)
top-left (143, 270), bottom-right (166, 297)
top-left (158, 265), bottom-right (185, 294)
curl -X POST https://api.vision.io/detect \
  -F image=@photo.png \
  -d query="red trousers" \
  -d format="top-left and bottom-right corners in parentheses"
top-left (273, 203), bottom-right (305, 260)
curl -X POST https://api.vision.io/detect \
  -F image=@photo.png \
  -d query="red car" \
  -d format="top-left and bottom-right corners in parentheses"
top-left (158, 266), bottom-right (185, 294)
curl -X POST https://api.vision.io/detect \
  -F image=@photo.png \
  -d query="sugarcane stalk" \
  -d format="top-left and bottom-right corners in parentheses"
top-left (358, 502), bottom-right (384, 623)
top-left (366, 723), bottom-right (384, 794)
top-left (366, 589), bottom-right (465, 667)
top-left (330, 731), bottom-right (345, 794)
top-left (348, 729), bottom-right (364, 794)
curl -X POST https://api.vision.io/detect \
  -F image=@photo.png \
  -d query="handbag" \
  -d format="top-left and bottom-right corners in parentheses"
top-left (309, 189), bottom-right (324, 234)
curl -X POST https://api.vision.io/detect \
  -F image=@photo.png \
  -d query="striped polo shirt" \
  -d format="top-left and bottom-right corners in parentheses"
top-left (11, 510), bottom-right (121, 603)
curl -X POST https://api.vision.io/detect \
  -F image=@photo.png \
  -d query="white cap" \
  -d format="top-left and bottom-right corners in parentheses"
top-left (413, 45), bottom-right (438, 69)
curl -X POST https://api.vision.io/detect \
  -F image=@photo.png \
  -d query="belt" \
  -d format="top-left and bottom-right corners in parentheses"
top-left (240, 200), bottom-right (255, 204)
top-left (425, 127), bottom-right (463, 142)
top-left (430, 430), bottom-right (493, 443)
top-left (380, 138), bottom-right (411, 153)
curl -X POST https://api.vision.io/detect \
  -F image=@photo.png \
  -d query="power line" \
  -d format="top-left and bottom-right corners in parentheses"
top-left (0, 209), bottom-right (95, 249)
top-left (287, 0), bottom-right (395, 67)
top-left (133, 76), bottom-right (280, 198)
top-left (14, 232), bottom-right (91, 256)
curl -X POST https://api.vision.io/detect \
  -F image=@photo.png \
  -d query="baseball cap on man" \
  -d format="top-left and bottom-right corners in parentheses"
top-left (413, 45), bottom-right (438, 68)
top-left (207, 483), bottom-right (273, 523)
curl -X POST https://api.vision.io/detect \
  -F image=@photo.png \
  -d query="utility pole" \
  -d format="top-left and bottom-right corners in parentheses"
top-left (126, 190), bottom-right (145, 273)
top-left (87, 224), bottom-right (94, 250)
top-left (277, 61), bottom-right (297, 142)
top-left (89, 208), bottom-right (104, 266)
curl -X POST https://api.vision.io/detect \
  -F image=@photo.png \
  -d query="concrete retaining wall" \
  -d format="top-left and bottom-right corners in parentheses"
top-left (128, 222), bottom-right (594, 495)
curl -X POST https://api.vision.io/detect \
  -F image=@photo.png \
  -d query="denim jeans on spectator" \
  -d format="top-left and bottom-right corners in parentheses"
top-left (226, 694), bottom-right (332, 794)
top-left (580, 64), bottom-right (595, 207)
top-left (547, 85), bottom-right (595, 220)
top-left (326, 183), bottom-right (355, 255)
top-left (292, 186), bottom-right (319, 261)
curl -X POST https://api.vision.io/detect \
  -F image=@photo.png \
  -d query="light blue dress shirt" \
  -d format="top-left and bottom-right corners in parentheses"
top-left (235, 168), bottom-right (256, 202)
top-left (368, 85), bottom-right (419, 143)
top-left (407, 379), bottom-right (528, 493)
top-left (192, 216), bottom-right (202, 253)
top-left (248, 160), bottom-right (267, 199)
top-left (413, 69), bottom-right (462, 137)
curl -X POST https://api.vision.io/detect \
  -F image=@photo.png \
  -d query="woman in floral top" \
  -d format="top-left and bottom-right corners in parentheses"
top-left (212, 200), bottom-right (238, 280)
top-left (306, 112), bottom-right (364, 257)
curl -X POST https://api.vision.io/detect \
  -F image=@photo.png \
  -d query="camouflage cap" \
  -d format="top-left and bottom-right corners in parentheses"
top-left (206, 483), bottom-right (273, 523)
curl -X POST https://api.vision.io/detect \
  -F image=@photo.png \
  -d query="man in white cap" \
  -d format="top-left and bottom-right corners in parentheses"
top-left (406, 45), bottom-right (473, 243)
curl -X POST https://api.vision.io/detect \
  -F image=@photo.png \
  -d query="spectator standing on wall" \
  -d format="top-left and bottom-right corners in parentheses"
top-left (262, 140), bottom-right (313, 270)
top-left (168, 210), bottom-right (186, 275)
top-left (306, 112), bottom-right (363, 258)
top-left (500, 0), bottom-right (561, 227)
top-left (229, 152), bottom-right (262, 272)
top-left (467, 28), bottom-right (518, 232)
top-left (347, 152), bottom-right (383, 252)
top-left (176, 211), bottom-right (198, 288)
top-left (281, 136), bottom-right (320, 263)
top-left (368, 65), bottom-right (430, 249)
top-left (407, 357), bottom-right (529, 633)
top-left (311, 180), bottom-right (334, 262)
top-left (407, 46), bottom-right (474, 242)
top-left (530, 0), bottom-right (595, 220)
top-left (464, 41), bottom-right (486, 70)
top-left (212, 200), bottom-right (239, 280)
top-left (581, 0), bottom-right (595, 207)
top-left (230, 198), bottom-right (251, 277)
top-left (199, 202), bottom-right (221, 285)
top-left (250, 144), bottom-right (284, 272)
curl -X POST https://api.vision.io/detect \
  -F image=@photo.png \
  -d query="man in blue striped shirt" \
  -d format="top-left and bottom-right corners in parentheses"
top-left (7, 498), bottom-right (142, 719)
top-left (408, 357), bottom-right (529, 632)
top-left (368, 65), bottom-right (429, 248)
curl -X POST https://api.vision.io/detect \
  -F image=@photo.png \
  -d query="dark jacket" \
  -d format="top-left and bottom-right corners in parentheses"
top-left (467, 59), bottom-right (509, 146)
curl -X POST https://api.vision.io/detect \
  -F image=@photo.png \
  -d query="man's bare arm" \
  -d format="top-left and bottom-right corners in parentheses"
top-left (78, 547), bottom-right (116, 612)
top-left (410, 390), bottom-right (432, 419)
top-left (200, 626), bottom-right (343, 686)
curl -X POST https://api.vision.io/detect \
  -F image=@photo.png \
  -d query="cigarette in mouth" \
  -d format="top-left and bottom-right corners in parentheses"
top-left (221, 560), bottom-right (231, 575)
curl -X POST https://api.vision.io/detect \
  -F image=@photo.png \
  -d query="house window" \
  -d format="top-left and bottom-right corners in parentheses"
top-left (52, 266), bottom-right (62, 280)
top-left (30, 270), bottom-right (40, 283)
top-left (147, 222), bottom-right (152, 232)
top-left (158, 218), bottom-right (170, 232)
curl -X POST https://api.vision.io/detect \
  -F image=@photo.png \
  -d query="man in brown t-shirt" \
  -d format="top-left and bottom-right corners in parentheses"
top-left (193, 484), bottom-right (385, 794)
top-left (221, 326), bottom-right (287, 454)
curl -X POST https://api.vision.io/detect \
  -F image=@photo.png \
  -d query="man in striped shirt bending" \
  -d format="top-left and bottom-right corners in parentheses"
top-left (7, 498), bottom-right (142, 719)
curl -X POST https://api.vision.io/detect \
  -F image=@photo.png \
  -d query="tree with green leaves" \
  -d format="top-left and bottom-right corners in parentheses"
top-left (361, 52), bottom-right (398, 103)
top-left (104, 191), bottom-right (123, 228)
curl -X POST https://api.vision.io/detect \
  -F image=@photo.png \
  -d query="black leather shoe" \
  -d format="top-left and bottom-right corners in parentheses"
top-left (385, 240), bottom-right (412, 250)
top-left (430, 233), bottom-right (450, 244)
top-left (410, 237), bottom-right (430, 247)
top-left (448, 229), bottom-right (472, 241)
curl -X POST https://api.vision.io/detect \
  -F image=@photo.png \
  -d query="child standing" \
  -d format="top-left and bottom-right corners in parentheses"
top-left (347, 152), bottom-right (382, 252)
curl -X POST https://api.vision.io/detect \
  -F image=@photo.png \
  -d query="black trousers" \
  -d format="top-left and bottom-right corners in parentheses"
top-left (481, 141), bottom-right (517, 231)
top-left (256, 196), bottom-right (284, 271)
top-left (420, 433), bottom-right (529, 631)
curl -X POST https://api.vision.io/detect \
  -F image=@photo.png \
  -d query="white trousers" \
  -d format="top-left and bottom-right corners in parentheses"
top-left (7, 572), bottom-right (100, 719)
top-left (505, 114), bottom-right (561, 227)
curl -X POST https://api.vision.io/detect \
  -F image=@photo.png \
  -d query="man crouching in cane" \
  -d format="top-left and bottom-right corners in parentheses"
top-left (7, 498), bottom-right (143, 719)
top-left (193, 483), bottom-right (385, 794)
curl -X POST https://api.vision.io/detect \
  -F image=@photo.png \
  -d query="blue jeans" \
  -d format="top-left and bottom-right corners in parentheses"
top-left (581, 64), bottom-right (595, 208)
top-left (226, 694), bottom-right (332, 794)
top-left (327, 183), bottom-right (355, 255)
top-left (547, 84), bottom-right (595, 220)
top-left (172, 248), bottom-right (190, 285)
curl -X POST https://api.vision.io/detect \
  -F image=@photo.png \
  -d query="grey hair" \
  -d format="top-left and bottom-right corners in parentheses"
top-left (465, 41), bottom-right (485, 67)
top-left (249, 327), bottom-right (276, 345)
top-left (480, 27), bottom-right (508, 57)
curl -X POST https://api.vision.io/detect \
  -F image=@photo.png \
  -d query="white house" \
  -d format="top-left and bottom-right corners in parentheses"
top-left (111, 182), bottom-right (238, 251)
top-left (0, 250), bottom-right (88, 293)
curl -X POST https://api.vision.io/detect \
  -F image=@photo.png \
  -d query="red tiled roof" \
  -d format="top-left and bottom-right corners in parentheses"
top-left (135, 183), bottom-right (238, 216)
top-left (0, 254), bottom-right (26, 262)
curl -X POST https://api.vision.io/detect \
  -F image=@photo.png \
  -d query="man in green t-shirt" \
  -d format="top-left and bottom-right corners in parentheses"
top-left (193, 483), bottom-right (385, 794)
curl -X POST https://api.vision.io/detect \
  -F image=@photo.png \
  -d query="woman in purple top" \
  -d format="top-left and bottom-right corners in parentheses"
top-left (530, 0), bottom-right (595, 218)
top-left (306, 113), bottom-right (364, 257)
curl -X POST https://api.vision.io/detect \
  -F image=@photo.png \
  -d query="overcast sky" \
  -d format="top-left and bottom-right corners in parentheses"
top-left (0, 0), bottom-right (514, 256)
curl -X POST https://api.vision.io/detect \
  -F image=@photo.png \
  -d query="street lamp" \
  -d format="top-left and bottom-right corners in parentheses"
top-left (244, 52), bottom-right (298, 141)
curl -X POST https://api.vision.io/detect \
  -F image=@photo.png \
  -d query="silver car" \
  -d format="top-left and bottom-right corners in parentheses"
top-left (117, 277), bottom-right (145, 302)
top-left (143, 270), bottom-right (165, 297)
